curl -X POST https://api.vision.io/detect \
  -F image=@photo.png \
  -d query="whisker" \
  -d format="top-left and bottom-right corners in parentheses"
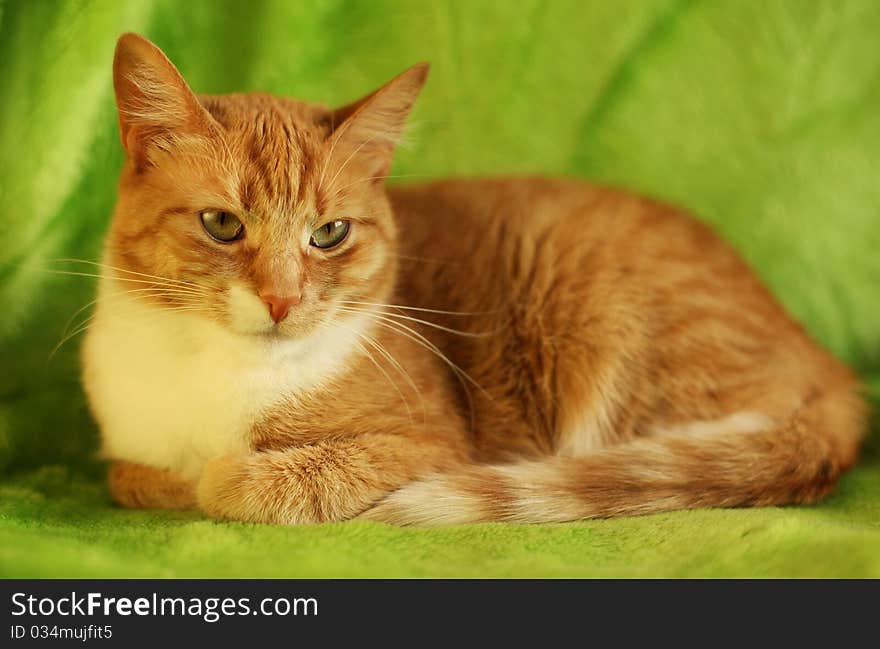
top-left (360, 314), bottom-right (481, 432)
top-left (357, 329), bottom-right (425, 421)
top-left (339, 306), bottom-right (492, 402)
top-left (376, 311), bottom-right (493, 338)
top-left (155, 305), bottom-right (219, 315)
top-left (333, 173), bottom-right (433, 195)
top-left (392, 254), bottom-right (458, 265)
top-left (325, 132), bottom-right (385, 195)
top-left (50, 258), bottom-right (202, 288)
top-left (49, 289), bottom-right (217, 364)
top-left (43, 269), bottom-right (208, 294)
top-left (101, 287), bottom-right (210, 302)
top-left (343, 327), bottom-right (414, 426)
top-left (61, 299), bottom-right (101, 339)
top-left (317, 116), bottom-right (358, 193)
top-left (107, 286), bottom-right (209, 304)
top-left (361, 339), bottom-right (414, 426)
top-left (59, 285), bottom-right (208, 340)
top-left (339, 299), bottom-right (494, 317)
top-left (339, 303), bottom-right (498, 338)
top-left (48, 316), bottom-right (95, 362)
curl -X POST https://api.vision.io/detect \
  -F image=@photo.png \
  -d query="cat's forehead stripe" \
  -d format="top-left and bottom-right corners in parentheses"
top-left (202, 94), bottom-right (327, 217)
top-left (241, 111), bottom-right (299, 209)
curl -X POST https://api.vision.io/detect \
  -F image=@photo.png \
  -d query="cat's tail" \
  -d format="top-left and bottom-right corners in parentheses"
top-left (361, 390), bottom-right (866, 525)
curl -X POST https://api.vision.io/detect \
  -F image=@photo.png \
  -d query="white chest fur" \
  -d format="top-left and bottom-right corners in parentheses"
top-left (82, 280), bottom-right (363, 480)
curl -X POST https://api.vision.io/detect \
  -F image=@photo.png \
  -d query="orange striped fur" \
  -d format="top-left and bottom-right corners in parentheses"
top-left (86, 33), bottom-right (866, 526)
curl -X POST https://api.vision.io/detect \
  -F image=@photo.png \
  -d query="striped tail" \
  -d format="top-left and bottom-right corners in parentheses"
top-left (361, 393), bottom-right (865, 525)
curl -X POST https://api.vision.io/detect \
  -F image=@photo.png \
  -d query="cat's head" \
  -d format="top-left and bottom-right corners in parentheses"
top-left (106, 32), bottom-right (427, 340)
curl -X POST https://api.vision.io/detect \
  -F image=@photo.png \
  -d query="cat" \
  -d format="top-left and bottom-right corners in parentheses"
top-left (80, 32), bottom-right (867, 525)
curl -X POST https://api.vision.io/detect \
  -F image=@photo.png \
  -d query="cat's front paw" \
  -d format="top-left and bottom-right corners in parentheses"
top-left (108, 461), bottom-right (196, 510)
top-left (196, 454), bottom-right (252, 522)
top-left (196, 448), bottom-right (365, 525)
top-left (197, 453), bottom-right (310, 524)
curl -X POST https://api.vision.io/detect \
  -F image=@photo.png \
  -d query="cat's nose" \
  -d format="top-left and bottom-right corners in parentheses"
top-left (259, 292), bottom-right (301, 323)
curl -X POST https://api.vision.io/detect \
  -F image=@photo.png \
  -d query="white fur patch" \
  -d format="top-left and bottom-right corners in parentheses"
top-left (82, 277), bottom-right (371, 480)
top-left (654, 411), bottom-right (774, 438)
top-left (555, 398), bottom-right (616, 456)
top-left (492, 463), bottom-right (585, 522)
top-left (227, 281), bottom-right (275, 334)
top-left (558, 404), bottom-right (773, 457)
top-left (363, 476), bottom-right (485, 526)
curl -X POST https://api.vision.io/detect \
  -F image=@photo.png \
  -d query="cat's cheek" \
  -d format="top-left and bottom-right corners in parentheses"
top-left (226, 282), bottom-right (274, 334)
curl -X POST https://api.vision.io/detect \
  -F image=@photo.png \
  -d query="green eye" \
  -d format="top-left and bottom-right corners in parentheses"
top-left (200, 210), bottom-right (244, 242)
top-left (310, 220), bottom-right (350, 249)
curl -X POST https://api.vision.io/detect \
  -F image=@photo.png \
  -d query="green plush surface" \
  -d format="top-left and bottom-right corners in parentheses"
top-left (1, 0), bottom-right (879, 578)
top-left (1, 457), bottom-right (879, 578)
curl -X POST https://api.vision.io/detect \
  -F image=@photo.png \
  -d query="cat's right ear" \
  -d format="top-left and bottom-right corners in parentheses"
top-left (113, 33), bottom-right (215, 169)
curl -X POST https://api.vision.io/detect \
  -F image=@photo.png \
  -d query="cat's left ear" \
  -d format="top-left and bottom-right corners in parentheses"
top-left (326, 63), bottom-right (429, 179)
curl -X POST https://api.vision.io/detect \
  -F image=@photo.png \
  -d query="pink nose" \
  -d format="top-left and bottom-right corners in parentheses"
top-left (259, 292), bottom-right (301, 323)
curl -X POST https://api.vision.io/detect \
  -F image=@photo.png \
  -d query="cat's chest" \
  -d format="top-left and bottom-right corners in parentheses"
top-left (83, 298), bottom-right (344, 480)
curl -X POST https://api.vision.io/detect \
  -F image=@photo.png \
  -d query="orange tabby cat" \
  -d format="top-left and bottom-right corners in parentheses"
top-left (81, 33), bottom-right (866, 525)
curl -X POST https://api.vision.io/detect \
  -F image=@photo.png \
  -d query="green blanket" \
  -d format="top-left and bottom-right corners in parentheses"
top-left (1, 0), bottom-right (878, 578)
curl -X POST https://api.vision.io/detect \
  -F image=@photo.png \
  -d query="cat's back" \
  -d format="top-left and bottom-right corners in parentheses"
top-left (388, 176), bottom-right (727, 263)
top-left (387, 175), bottom-right (752, 304)
top-left (386, 176), bottom-right (850, 458)
top-left (387, 177), bottom-right (819, 354)
top-left (390, 176), bottom-right (611, 239)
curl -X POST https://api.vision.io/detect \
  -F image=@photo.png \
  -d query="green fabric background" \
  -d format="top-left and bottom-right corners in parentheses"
top-left (1, 0), bottom-right (878, 577)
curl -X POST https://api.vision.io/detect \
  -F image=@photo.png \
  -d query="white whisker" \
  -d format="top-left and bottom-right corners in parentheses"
top-left (318, 117), bottom-right (358, 193)
top-left (360, 314), bottom-right (481, 433)
top-left (340, 299), bottom-right (494, 317)
top-left (358, 329), bottom-right (425, 422)
top-left (44, 269), bottom-right (208, 294)
top-left (339, 302), bottom-right (498, 338)
top-left (344, 328), bottom-right (414, 426)
top-left (58, 285), bottom-right (211, 346)
top-left (325, 132), bottom-right (385, 194)
top-left (333, 173), bottom-right (431, 195)
top-left (50, 258), bottom-right (202, 289)
top-left (48, 316), bottom-right (95, 362)
top-left (338, 306), bottom-right (491, 402)
top-left (392, 253), bottom-right (459, 265)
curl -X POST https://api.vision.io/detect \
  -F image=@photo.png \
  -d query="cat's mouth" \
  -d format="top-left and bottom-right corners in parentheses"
top-left (240, 318), bottom-right (321, 342)
top-left (245, 323), bottom-right (296, 341)
top-left (252, 328), bottom-right (285, 339)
